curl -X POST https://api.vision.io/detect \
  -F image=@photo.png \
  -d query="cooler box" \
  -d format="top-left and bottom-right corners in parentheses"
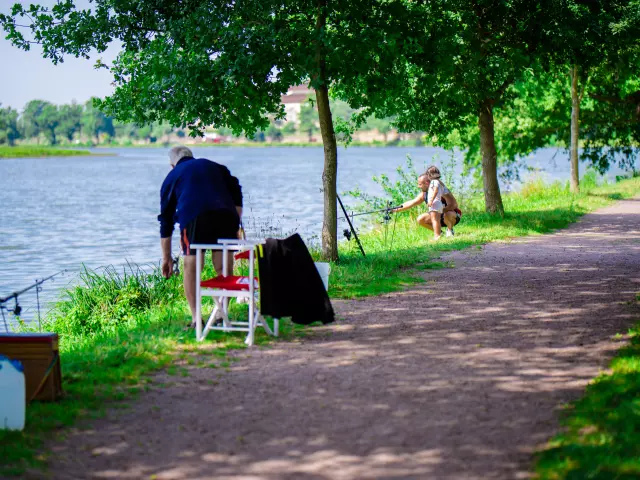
top-left (0, 333), bottom-right (63, 402)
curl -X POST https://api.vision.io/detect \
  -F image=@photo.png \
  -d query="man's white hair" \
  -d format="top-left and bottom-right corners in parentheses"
top-left (169, 145), bottom-right (194, 166)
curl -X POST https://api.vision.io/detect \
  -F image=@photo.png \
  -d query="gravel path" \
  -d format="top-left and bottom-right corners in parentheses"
top-left (41, 197), bottom-right (640, 480)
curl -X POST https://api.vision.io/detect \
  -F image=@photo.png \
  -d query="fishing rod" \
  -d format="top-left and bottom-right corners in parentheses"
top-left (0, 270), bottom-right (66, 306)
top-left (0, 269), bottom-right (66, 332)
top-left (337, 205), bottom-right (402, 221)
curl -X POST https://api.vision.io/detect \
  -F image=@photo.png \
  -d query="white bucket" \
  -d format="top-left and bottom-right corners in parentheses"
top-left (0, 355), bottom-right (26, 431)
top-left (314, 262), bottom-right (331, 291)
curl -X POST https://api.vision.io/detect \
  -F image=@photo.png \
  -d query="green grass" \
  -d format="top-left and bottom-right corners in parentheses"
top-left (535, 296), bottom-right (640, 480)
top-left (0, 146), bottom-right (93, 158)
top-left (327, 176), bottom-right (640, 298)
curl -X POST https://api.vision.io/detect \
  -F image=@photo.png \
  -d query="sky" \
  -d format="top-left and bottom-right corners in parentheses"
top-left (0, 0), bottom-right (117, 111)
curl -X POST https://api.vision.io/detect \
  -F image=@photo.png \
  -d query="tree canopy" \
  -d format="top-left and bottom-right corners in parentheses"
top-left (1, 0), bottom-right (421, 260)
top-left (0, 104), bottom-right (19, 146)
top-left (2, 0), bottom-right (638, 245)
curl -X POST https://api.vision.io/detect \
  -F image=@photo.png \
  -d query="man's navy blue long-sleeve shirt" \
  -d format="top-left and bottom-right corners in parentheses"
top-left (158, 157), bottom-right (243, 238)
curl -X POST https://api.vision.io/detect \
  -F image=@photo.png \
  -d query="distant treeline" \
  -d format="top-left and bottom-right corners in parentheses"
top-left (0, 97), bottom-right (398, 146)
top-left (0, 98), bottom-right (187, 146)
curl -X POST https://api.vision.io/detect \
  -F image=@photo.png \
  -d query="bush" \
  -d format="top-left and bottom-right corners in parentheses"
top-left (48, 263), bottom-right (182, 337)
top-left (581, 168), bottom-right (605, 190)
top-left (345, 154), bottom-right (425, 222)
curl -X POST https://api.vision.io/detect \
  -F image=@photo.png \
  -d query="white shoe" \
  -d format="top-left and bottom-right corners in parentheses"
top-left (445, 228), bottom-right (454, 237)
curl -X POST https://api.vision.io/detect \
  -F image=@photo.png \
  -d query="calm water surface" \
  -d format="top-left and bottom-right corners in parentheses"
top-left (0, 145), bottom-right (635, 325)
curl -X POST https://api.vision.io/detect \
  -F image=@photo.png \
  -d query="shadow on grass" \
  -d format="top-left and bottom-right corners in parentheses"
top-left (588, 192), bottom-right (627, 201)
top-left (331, 173), bottom-right (640, 299)
top-left (536, 319), bottom-right (640, 479)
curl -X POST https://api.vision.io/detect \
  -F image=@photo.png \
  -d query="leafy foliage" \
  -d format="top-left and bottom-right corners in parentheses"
top-left (55, 102), bottom-right (82, 142)
top-left (0, 104), bottom-right (20, 145)
top-left (81, 98), bottom-right (114, 143)
top-left (346, 154), bottom-right (426, 220)
top-left (49, 264), bottom-right (182, 336)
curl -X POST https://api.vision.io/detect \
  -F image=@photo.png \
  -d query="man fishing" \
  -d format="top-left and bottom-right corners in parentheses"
top-left (158, 146), bottom-right (243, 327)
top-left (393, 166), bottom-right (462, 237)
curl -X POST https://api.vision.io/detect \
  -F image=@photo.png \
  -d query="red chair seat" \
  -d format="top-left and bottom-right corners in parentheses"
top-left (201, 275), bottom-right (258, 291)
top-left (234, 249), bottom-right (252, 260)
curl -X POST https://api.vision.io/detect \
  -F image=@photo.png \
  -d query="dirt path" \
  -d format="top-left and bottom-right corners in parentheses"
top-left (42, 198), bottom-right (640, 480)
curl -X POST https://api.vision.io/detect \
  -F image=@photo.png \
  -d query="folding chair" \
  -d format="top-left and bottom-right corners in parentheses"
top-left (192, 239), bottom-right (279, 346)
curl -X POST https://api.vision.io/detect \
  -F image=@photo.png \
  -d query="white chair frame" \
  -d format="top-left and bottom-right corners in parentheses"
top-left (191, 239), bottom-right (279, 346)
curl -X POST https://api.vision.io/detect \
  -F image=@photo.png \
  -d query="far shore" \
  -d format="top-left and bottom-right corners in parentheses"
top-left (87, 140), bottom-right (428, 149)
top-left (0, 146), bottom-right (115, 158)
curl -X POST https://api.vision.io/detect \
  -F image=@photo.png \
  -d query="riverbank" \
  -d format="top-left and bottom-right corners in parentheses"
top-left (0, 146), bottom-right (94, 158)
top-left (17, 183), bottom-right (640, 479)
top-left (1, 176), bottom-right (640, 477)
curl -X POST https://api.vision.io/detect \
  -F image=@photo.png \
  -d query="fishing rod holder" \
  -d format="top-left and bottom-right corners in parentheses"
top-left (12, 298), bottom-right (21, 316)
top-left (336, 198), bottom-right (401, 257)
top-left (172, 255), bottom-right (181, 276)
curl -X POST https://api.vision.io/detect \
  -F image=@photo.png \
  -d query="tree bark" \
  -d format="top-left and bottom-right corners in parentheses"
top-left (316, 85), bottom-right (338, 261)
top-left (478, 102), bottom-right (504, 215)
top-left (314, 0), bottom-right (338, 261)
top-left (570, 65), bottom-right (580, 194)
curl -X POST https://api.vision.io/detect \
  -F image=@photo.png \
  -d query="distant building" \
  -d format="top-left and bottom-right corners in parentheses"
top-left (281, 84), bottom-right (314, 126)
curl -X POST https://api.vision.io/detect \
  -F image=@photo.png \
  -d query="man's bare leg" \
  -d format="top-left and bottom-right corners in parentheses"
top-left (184, 250), bottom-right (234, 324)
top-left (211, 250), bottom-right (236, 322)
top-left (417, 212), bottom-right (434, 231)
top-left (183, 252), bottom-right (203, 323)
top-left (212, 250), bottom-right (234, 276)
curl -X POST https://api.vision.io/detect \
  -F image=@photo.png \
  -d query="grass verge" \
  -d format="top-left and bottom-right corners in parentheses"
top-left (0, 146), bottom-right (93, 158)
top-left (535, 294), bottom-right (640, 479)
top-left (328, 176), bottom-right (640, 298)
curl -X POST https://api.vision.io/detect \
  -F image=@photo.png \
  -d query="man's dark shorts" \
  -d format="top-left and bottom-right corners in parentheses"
top-left (180, 209), bottom-right (239, 255)
top-left (441, 209), bottom-right (462, 227)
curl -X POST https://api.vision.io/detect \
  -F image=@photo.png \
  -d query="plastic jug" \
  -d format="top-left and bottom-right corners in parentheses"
top-left (0, 354), bottom-right (26, 431)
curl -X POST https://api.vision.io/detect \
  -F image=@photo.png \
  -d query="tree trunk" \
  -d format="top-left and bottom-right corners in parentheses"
top-left (570, 65), bottom-right (580, 194)
top-left (315, 82), bottom-right (338, 261)
top-left (314, 0), bottom-right (338, 261)
top-left (478, 102), bottom-right (504, 215)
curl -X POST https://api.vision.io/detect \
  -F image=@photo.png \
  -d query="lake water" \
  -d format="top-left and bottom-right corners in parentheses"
top-left (0, 145), bottom-right (635, 328)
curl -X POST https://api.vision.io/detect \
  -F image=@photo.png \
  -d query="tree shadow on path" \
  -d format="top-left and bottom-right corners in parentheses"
top-left (42, 204), bottom-right (640, 480)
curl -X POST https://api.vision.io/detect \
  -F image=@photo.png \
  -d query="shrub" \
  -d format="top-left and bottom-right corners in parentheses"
top-left (48, 263), bottom-right (182, 337)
